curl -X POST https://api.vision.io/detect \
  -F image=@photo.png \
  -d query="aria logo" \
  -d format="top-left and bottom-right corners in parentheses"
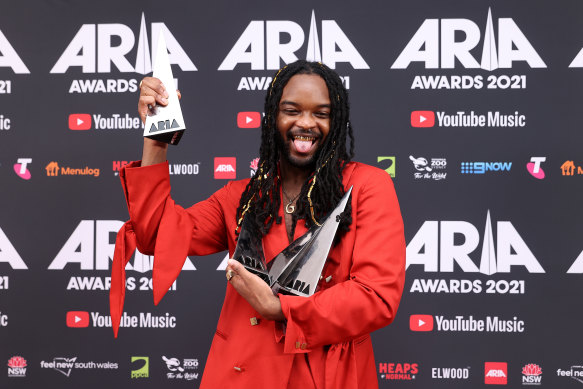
top-left (219, 10), bottom-right (368, 71)
top-left (0, 29), bottom-right (29, 73)
top-left (407, 211), bottom-right (545, 274)
top-left (51, 13), bottom-right (196, 74)
top-left (485, 362), bottom-right (507, 385)
top-left (392, 8), bottom-right (546, 70)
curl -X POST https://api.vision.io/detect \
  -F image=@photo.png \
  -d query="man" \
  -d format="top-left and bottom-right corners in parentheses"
top-left (110, 60), bottom-right (405, 388)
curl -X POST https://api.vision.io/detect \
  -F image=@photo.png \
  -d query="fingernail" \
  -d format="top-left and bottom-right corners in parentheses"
top-left (228, 259), bottom-right (235, 266)
top-left (162, 97), bottom-right (168, 104)
top-left (163, 91), bottom-right (169, 98)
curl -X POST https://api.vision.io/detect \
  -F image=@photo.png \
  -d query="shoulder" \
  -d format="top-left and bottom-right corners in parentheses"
top-left (342, 161), bottom-right (394, 189)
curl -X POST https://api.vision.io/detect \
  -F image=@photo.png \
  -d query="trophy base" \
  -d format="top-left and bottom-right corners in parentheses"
top-left (145, 130), bottom-right (184, 145)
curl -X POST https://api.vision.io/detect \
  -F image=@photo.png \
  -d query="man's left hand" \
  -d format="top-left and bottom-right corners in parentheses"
top-left (225, 259), bottom-right (285, 321)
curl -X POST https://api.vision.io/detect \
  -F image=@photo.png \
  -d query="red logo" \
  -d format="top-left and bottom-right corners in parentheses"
top-left (485, 362), bottom-right (507, 385)
top-left (7, 356), bottom-right (27, 368)
top-left (409, 314), bottom-right (433, 331)
top-left (411, 111), bottom-right (435, 127)
top-left (69, 114), bottom-right (91, 130)
top-left (214, 157), bottom-right (236, 179)
top-left (113, 161), bottom-right (129, 176)
top-left (237, 112), bottom-right (261, 128)
top-left (66, 311), bottom-right (90, 328)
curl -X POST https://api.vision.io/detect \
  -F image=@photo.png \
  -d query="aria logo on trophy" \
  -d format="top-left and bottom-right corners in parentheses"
top-left (143, 31), bottom-right (186, 145)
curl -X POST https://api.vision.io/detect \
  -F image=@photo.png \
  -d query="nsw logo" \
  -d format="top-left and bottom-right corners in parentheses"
top-left (237, 112), bottom-right (261, 128)
top-left (522, 364), bottom-right (542, 385)
top-left (214, 157), bottom-right (236, 179)
top-left (66, 311), bottom-right (89, 328)
top-left (411, 111), bottom-right (435, 127)
top-left (69, 114), bottom-right (91, 130)
top-left (410, 314), bottom-right (433, 331)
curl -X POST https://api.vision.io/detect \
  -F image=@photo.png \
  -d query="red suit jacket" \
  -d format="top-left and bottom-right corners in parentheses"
top-left (110, 160), bottom-right (406, 389)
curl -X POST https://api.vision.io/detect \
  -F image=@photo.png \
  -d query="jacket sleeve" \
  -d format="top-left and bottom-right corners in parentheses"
top-left (278, 167), bottom-right (406, 353)
top-left (110, 160), bottom-right (230, 337)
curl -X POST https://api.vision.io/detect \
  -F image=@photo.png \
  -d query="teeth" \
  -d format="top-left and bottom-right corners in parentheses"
top-left (294, 136), bottom-right (315, 142)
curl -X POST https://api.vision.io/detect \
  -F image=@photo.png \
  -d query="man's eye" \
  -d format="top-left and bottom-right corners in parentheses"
top-left (316, 112), bottom-right (330, 118)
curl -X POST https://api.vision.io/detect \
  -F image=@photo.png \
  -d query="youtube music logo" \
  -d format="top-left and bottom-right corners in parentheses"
top-left (237, 112), bottom-right (261, 128)
top-left (411, 111), bottom-right (435, 127)
top-left (66, 311), bottom-right (89, 328)
top-left (410, 314), bottom-right (434, 331)
top-left (69, 114), bottom-right (91, 130)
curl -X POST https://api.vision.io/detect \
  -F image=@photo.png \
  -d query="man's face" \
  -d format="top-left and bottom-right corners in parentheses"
top-left (276, 74), bottom-right (331, 169)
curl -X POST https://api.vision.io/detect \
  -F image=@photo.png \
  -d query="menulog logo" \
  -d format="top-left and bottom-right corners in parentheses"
top-left (45, 161), bottom-right (100, 177)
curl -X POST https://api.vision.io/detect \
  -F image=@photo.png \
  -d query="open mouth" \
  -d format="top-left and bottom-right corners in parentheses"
top-left (292, 135), bottom-right (317, 153)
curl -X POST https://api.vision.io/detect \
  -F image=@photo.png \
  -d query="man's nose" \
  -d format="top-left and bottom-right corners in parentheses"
top-left (296, 112), bottom-right (316, 129)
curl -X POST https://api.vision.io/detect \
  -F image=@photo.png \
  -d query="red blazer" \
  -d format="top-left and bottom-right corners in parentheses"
top-left (110, 161), bottom-right (406, 389)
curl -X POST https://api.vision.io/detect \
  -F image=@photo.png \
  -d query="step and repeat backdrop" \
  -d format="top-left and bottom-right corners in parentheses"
top-left (2, 0), bottom-right (583, 387)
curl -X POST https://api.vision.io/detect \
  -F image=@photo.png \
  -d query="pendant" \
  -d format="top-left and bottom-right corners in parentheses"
top-left (285, 203), bottom-right (295, 214)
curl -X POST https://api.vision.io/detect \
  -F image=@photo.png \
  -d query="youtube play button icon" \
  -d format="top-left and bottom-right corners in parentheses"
top-left (237, 112), bottom-right (261, 128)
top-left (68, 114), bottom-right (91, 130)
top-left (66, 311), bottom-right (90, 328)
top-left (410, 314), bottom-right (434, 331)
top-left (411, 111), bottom-right (435, 127)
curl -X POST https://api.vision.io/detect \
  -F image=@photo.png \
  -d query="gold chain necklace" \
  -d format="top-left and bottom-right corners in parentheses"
top-left (282, 186), bottom-right (301, 214)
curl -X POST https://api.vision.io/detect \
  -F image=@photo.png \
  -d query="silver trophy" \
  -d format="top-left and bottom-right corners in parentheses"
top-left (232, 186), bottom-right (353, 297)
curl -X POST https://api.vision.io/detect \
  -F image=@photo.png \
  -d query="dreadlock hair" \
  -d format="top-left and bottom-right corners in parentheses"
top-left (235, 60), bottom-right (355, 241)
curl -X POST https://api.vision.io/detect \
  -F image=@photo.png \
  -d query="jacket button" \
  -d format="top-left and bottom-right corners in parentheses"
top-left (295, 341), bottom-right (301, 349)
top-left (233, 366), bottom-right (243, 372)
top-left (325, 275), bottom-right (333, 283)
top-left (300, 343), bottom-right (307, 350)
top-left (250, 317), bottom-right (259, 326)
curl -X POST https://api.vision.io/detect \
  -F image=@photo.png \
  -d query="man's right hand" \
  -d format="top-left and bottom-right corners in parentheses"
top-left (138, 77), bottom-right (182, 167)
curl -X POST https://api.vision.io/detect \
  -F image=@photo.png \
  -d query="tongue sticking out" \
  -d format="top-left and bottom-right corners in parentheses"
top-left (294, 139), bottom-right (312, 153)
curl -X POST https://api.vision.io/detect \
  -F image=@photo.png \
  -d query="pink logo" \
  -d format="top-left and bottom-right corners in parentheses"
top-left (527, 157), bottom-right (545, 179)
top-left (13, 158), bottom-right (32, 180)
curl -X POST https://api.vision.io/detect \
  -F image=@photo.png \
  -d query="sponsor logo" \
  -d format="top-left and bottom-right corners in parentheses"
top-left (461, 162), bottom-right (512, 174)
top-left (0, 227), bottom-right (27, 269)
top-left (557, 366), bottom-right (583, 384)
top-left (408, 211), bottom-right (542, 294)
top-left (113, 160), bottom-right (129, 176)
top-left (68, 114), bottom-right (91, 130)
top-left (410, 314), bottom-right (433, 331)
top-left (0, 311), bottom-right (7, 326)
top-left (434, 315), bottom-right (524, 333)
top-left (377, 156), bottom-right (396, 178)
top-left (214, 157), bottom-right (236, 179)
top-left (45, 161), bottom-right (100, 177)
top-left (13, 158), bottom-right (32, 180)
top-left (162, 356), bottom-right (200, 380)
top-left (47, 220), bottom-right (195, 291)
top-left (0, 114), bottom-right (11, 129)
top-left (379, 363), bottom-right (418, 380)
top-left (40, 357), bottom-right (118, 377)
top-left (411, 111), bottom-right (435, 127)
top-left (237, 112), bottom-right (261, 128)
top-left (250, 157), bottom-right (259, 177)
top-left (485, 362), bottom-right (507, 385)
top-left (91, 311), bottom-right (177, 329)
top-left (7, 356), bottom-right (26, 378)
top-left (410, 156), bottom-right (446, 180)
top-left (432, 367), bottom-right (470, 380)
top-left (224, 11), bottom-right (356, 90)
top-left (433, 111), bottom-right (526, 127)
top-left (51, 14), bottom-right (195, 93)
top-left (169, 163), bottom-right (200, 176)
top-left (522, 364), bottom-right (542, 385)
top-left (66, 311), bottom-right (90, 328)
top-left (131, 356), bottom-right (149, 379)
top-left (561, 160), bottom-right (583, 176)
top-left (527, 157), bottom-right (545, 179)
top-left (0, 29), bottom-right (29, 73)
top-left (392, 8), bottom-right (543, 90)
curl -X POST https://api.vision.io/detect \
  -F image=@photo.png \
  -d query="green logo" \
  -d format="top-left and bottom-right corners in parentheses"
top-left (378, 156), bottom-right (396, 178)
top-left (131, 356), bottom-right (149, 379)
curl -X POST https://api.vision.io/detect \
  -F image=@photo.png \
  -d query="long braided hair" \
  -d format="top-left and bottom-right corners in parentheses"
top-left (235, 60), bottom-right (355, 240)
